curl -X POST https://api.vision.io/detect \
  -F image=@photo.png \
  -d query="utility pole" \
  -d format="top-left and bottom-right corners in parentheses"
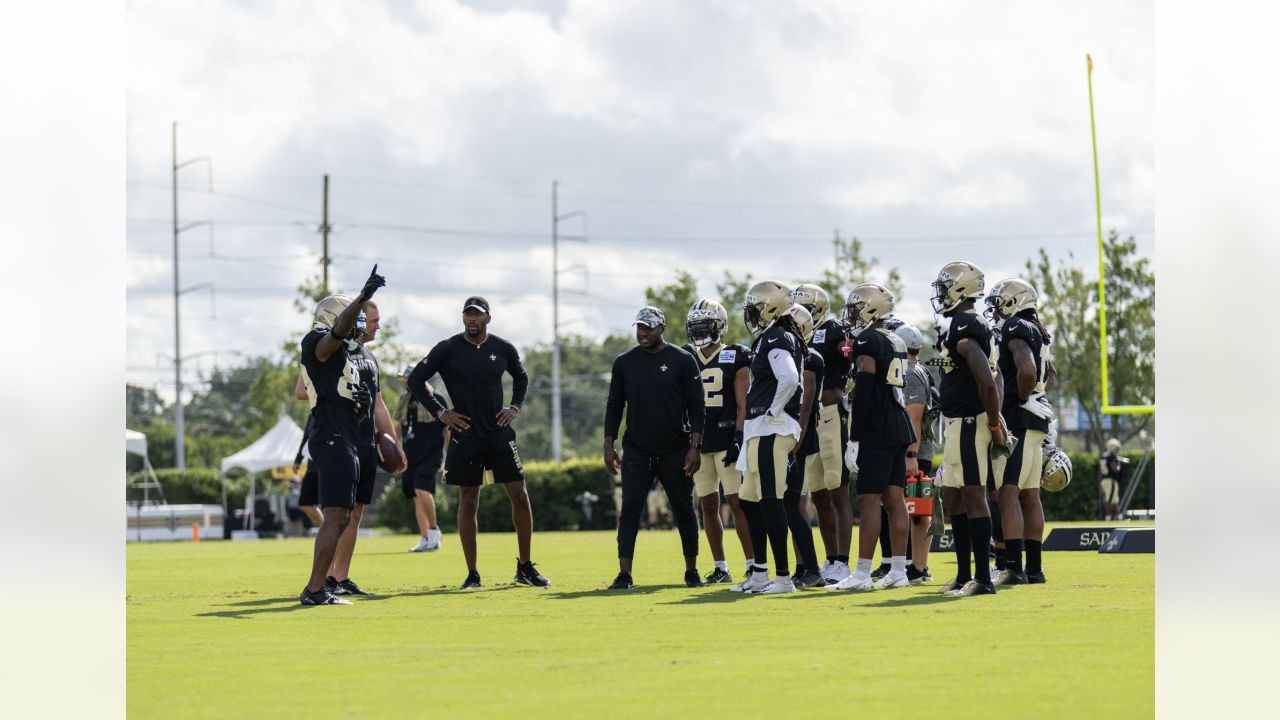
top-left (550, 181), bottom-right (587, 463)
top-left (171, 122), bottom-right (212, 470)
top-left (321, 174), bottom-right (331, 295)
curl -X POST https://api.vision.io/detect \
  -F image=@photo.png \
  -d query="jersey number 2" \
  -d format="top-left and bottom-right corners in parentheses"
top-left (702, 368), bottom-right (725, 407)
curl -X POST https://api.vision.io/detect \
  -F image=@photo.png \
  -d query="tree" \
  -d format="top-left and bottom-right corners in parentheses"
top-left (642, 270), bottom-right (700, 341)
top-left (715, 270), bottom-right (755, 347)
top-left (127, 384), bottom-right (167, 429)
top-left (1026, 230), bottom-right (1154, 450)
top-left (817, 230), bottom-right (904, 307)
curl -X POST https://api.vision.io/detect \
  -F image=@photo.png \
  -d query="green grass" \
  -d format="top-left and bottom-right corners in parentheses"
top-left (128, 523), bottom-right (1153, 719)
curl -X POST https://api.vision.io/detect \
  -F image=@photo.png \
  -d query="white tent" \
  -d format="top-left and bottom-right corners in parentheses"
top-left (126, 428), bottom-right (148, 458)
top-left (220, 412), bottom-right (305, 538)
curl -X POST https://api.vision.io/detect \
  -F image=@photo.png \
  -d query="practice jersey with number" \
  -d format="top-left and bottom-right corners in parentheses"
top-left (351, 344), bottom-right (380, 447)
top-left (299, 329), bottom-right (363, 440)
top-left (810, 318), bottom-right (852, 395)
top-left (996, 314), bottom-right (1051, 433)
top-left (745, 325), bottom-right (805, 422)
top-left (939, 310), bottom-right (995, 418)
top-left (682, 342), bottom-right (752, 453)
top-left (798, 347), bottom-right (825, 457)
top-left (848, 327), bottom-right (915, 446)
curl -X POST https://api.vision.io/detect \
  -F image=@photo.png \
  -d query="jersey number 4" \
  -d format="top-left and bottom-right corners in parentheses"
top-left (701, 368), bottom-right (725, 407)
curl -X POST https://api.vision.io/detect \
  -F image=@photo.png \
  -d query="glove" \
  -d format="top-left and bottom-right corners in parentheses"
top-left (722, 432), bottom-right (743, 467)
top-left (350, 383), bottom-right (373, 411)
top-left (844, 441), bottom-right (859, 471)
top-left (932, 465), bottom-right (944, 488)
top-left (1019, 391), bottom-right (1055, 420)
top-left (357, 264), bottom-right (386, 301)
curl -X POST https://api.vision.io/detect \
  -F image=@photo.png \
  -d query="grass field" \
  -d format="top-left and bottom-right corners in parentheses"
top-left (127, 523), bottom-right (1153, 719)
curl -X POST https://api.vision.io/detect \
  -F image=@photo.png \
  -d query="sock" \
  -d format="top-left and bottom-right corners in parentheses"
top-left (854, 558), bottom-right (873, 578)
top-left (993, 545), bottom-right (1005, 570)
top-left (1005, 539), bottom-right (1023, 572)
top-left (836, 554), bottom-right (849, 565)
top-left (753, 563), bottom-right (769, 576)
top-left (970, 515), bottom-right (993, 584)
top-left (890, 555), bottom-right (907, 574)
top-left (1025, 539), bottom-right (1043, 575)
top-left (763, 499), bottom-right (790, 576)
top-left (827, 555), bottom-right (837, 564)
top-left (951, 513), bottom-right (972, 583)
top-left (741, 500), bottom-right (768, 571)
top-left (715, 560), bottom-right (728, 572)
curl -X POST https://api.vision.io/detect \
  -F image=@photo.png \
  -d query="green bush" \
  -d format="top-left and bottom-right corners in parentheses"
top-left (1041, 450), bottom-right (1154, 521)
top-left (126, 467), bottom-right (253, 509)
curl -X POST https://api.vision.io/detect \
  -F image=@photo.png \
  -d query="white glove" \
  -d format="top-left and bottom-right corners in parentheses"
top-left (933, 465), bottom-right (945, 488)
top-left (844, 441), bottom-right (860, 471)
top-left (1020, 391), bottom-right (1055, 420)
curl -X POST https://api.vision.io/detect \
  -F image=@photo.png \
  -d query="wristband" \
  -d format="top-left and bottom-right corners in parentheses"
top-left (906, 450), bottom-right (917, 459)
top-left (989, 424), bottom-right (1001, 431)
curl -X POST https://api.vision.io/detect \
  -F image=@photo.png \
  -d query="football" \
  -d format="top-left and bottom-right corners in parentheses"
top-left (376, 432), bottom-right (406, 473)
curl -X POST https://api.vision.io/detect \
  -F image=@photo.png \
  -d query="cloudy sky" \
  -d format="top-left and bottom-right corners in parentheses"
top-left (126, 0), bottom-right (1153, 398)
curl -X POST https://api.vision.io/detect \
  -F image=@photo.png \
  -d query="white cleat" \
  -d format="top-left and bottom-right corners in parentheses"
top-left (819, 561), bottom-right (835, 583)
top-left (729, 572), bottom-right (773, 593)
top-left (832, 561), bottom-right (851, 582)
top-left (408, 536), bottom-right (432, 553)
top-left (425, 528), bottom-right (442, 551)
top-left (873, 572), bottom-right (910, 589)
top-left (754, 577), bottom-right (798, 594)
top-left (825, 573), bottom-right (875, 591)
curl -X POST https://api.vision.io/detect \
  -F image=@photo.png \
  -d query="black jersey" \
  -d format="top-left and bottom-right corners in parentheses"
top-left (682, 342), bottom-right (752, 453)
top-left (408, 333), bottom-right (529, 439)
top-left (810, 317), bottom-right (853, 395)
top-left (996, 314), bottom-right (1052, 432)
top-left (745, 325), bottom-right (805, 422)
top-left (848, 327), bottom-right (915, 446)
top-left (605, 343), bottom-right (706, 455)
top-left (351, 345), bottom-right (380, 447)
top-left (939, 310), bottom-right (995, 418)
top-left (798, 347), bottom-right (825, 457)
top-left (299, 329), bottom-right (363, 440)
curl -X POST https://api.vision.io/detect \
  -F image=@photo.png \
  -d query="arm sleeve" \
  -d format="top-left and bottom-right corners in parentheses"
top-left (766, 348), bottom-right (800, 417)
top-left (604, 356), bottom-right (626, 439)
top-left (683, 354), bottom-right (706, 434)
top-left (505, 341), bottom-right (529, 407)
top-left (850, 371), bottom-right (875, 441)
top-left (408, 344), bottom-right (448, 416)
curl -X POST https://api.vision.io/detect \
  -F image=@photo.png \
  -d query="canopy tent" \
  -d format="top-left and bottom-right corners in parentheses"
top-left (126, 428), bottom-right (165, 537)
top-left (126, 428), bottom-right (148, 458)
top-left (220, 412), bottom-right (306, 537)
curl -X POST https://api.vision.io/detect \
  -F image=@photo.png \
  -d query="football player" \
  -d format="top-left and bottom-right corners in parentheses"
top-left (826, 284), bottom-right (916, 591)
top-left (682, 299), bottom-right (754, 583)
top-left (730, 282), bottom-right (808, 594)
top-left (931, 261), bottom-right (1008, 597)
top-left (790, 284), bottom-right (853, 585)
top-left (986, 279), bottom-right (1056, 584)
top-left (297, 266), bottom-right (385, 606)
top-left (786, 320), bottom-right (825, 588)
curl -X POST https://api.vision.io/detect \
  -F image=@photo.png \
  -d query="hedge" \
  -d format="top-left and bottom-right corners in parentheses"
top-left (1039, 450), bottom-right (1154, 521)
top-left (126, 468), bottom-right (255, 510)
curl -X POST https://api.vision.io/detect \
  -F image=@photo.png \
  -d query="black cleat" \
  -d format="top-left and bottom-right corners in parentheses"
top-left (333, 578), bottom-right (372, 596)
top-left (870, 563), bottom-right (891, 581)
top-left (993, 569), bottom-right (1028, 586)
top-left (1026, 571), bottom-right (1046, 584)
top-left (324, 575), bottom-right (339, 592)
top-left (938, 577), bottom-right (970, 594)
top-left (948, 579), bottom-right (997, 597)
top-left (608, 572), bottom-right (634, 590)
top-left (299, 586), bottom-right (351, 606)
top-left (460, 570), bottom-right (482, 589)
top-left (684, 570), bottom-right (706, 588)
top-left (514, 559), bottom-right (551, 587)
top-left (704, 567), bottom-right (733, 584)
top-left (793, 569), bottom-right (826, 589)
top-left (906, 566), bottom-right (932, 585)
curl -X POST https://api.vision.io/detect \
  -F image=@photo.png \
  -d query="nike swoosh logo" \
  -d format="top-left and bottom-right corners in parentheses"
top-left (956, 325), bottom-right (969, 332)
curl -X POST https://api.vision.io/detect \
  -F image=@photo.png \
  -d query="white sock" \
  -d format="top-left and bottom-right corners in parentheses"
top-left (753, 563), bottom-right (769, 575)
top-left (890, 556), bottom-right (907, 574)
top-left (715, 560), bottom-right (728, 572)
top-left (854, 558), bottom-right (873, 578)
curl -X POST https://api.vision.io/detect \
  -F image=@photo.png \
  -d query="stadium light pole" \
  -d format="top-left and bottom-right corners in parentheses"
top-left (551, 180), bottom-right (587, 463)
top-left (172, 121), bottom-right (213, 469)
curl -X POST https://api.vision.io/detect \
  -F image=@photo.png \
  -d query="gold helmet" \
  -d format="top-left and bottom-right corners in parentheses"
top-left (843, 283), bottom-right (895, 333)
top-left (686, 299), bottom-right (729, 347)
top-left (931, 261), bottom-right (985, 315)
top-left (1041, 445), bottom-right (1073, 492)
top-left (742, 280), bottom-right (793, 336)
top-left (314, 294), bottom-right (354, 330)
top-left (780, 302), bottom-right (815, 343)
top-left (985, 278), bottom-right (1039, 323)
top-left (789, 284), bottom-right (830, 326)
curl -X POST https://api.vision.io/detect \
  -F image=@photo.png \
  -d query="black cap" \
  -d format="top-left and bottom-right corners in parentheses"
top-left (463, 296), bottom-right (491, 314)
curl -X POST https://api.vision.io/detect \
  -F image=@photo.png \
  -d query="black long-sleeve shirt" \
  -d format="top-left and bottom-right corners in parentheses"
top-left (605, 343), bottom-right (705, 455)
top-left (408, 333), bottom-right (528, 439)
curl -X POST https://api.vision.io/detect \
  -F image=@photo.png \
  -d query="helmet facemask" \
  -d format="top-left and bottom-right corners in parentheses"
top-left (686, 316), bottom-right (721, 347)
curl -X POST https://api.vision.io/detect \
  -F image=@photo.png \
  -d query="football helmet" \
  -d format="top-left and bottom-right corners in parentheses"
top-left (779, 302), bottom-right (815, 343)
top-left (314, 295), bottom-right (353, 330)
top-left (985, 278), bottom-right (1039, 323)
top-left (843, 283), bottom-right (895, 334)
top-left (686, 299), bottom-right (728, 347)
top-left (742, 280), bottom-right (793, 336)
top-left (789, 284), bottom-right (830, 326)
top-left (931, 261), bottom-right (985, 315)
top-left (1041, 445), bottom-right (1073, 492)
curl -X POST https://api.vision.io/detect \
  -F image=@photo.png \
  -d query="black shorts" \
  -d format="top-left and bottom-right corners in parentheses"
top-left (785, 451), bottom-right (807, 496)
top-left (442, 427), bottom-right (524, 487)
top-left (401, 456), bottom-right (442, 498)
top-left (299, 465), bottom-right (319, 507)
top-left (855, 442), bottom-right (908, 495)
top-left (356, 444), bottom-right (378, 506)
top-left (308, 432), bottom-right (359, 510)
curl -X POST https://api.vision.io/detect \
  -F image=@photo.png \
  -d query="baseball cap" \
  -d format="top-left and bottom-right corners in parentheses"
top-left (463, 296), bottom-right (491, 313)
top-left (894, 324), bottom-right (923, 351)
top-left (632, 306), bottom-right (666, 328)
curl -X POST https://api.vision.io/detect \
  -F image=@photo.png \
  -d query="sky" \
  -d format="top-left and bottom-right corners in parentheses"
top-left (126, 0), bottom-right (1154, 399)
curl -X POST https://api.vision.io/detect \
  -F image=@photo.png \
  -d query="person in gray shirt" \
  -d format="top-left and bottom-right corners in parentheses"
top-left (898, 324), bottom-right (942, 584)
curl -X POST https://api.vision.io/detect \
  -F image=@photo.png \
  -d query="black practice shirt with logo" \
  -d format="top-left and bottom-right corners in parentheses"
top-left (352, 344), bottom-right (380, 447)
top-left (299, 328), bottom-right (362, 441)
top-left (810, 317), bottom-right (852, 395)
top-left (798, 347), bottom-right (825, 457)
top-left (939, 310), bottom-right (994, 418)
top-left (681, 342), bottom-right (752, 453)
top-left (745, 325), bottom-right (805, 422)
top-left (605, 343), bottom-right (706, 455)
top-left (848, 327), bottom-right (915, 447)
top-left (408, 333), bottom-right (528, 440)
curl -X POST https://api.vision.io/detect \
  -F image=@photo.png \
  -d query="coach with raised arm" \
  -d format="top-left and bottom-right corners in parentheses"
top-left (603, 306), bottom-right (707, 590)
